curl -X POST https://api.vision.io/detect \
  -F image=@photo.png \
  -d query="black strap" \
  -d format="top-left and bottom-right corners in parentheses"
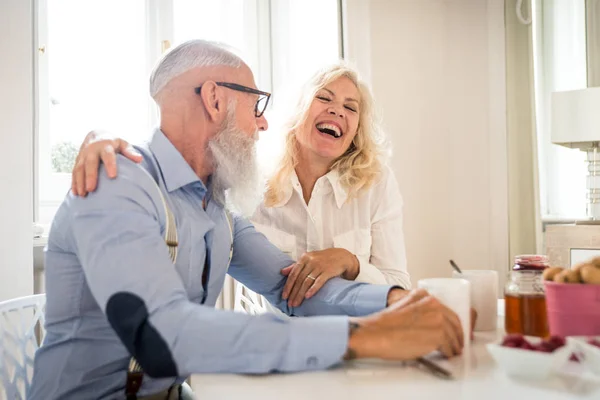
top-left (125, 370), bottom-right (144, 400)
top-left (201, 248), bottom-right (211, 304)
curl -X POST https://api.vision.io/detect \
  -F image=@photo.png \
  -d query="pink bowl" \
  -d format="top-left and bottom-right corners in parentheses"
top-left (544, 281), bottom-right (600, 336)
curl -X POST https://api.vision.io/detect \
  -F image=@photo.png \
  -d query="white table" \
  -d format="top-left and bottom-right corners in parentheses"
top-left (191, 314), bottom-right (600, 399)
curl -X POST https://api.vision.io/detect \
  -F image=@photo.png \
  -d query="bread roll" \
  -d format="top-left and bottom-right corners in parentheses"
top-left (553, 269), bottom-right (582, 283)
top-left (572, 262), bottom-right (590, 271)
top-left (589, 257), bottom-right (600, 269)
top-left (581, 264), bottom-right (600, 284)
top-left (543, 267), bottom-right (564, 281)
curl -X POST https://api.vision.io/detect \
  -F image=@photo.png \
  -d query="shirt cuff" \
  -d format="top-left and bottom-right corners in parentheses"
top-left (352, 283), bottom-right (394, 315)
top-left (283, 315), bottom-right (349, 371)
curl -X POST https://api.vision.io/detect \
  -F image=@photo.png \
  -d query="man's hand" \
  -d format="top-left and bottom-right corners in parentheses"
top-left (386, 288), bottom-right (409, 306)
top-left (470, 307), bottom-right (478, 339)
top-left (388, 289), bottom-right (479, 339)
top-left (344, 289), bottom-right (464, 361)
top-left (71, 130), bottom-right (143, 196)
top-left (281, 248), bottom-right (360, 307)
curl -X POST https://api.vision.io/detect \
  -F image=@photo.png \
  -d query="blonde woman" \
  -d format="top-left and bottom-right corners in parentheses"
top-left (71, 62), bottom-right (411, 308)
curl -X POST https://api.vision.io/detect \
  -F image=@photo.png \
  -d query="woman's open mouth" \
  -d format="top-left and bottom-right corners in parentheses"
top-left (316, 122), bottom-right (343, 138)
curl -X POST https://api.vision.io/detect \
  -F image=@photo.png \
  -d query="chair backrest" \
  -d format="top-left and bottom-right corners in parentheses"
top-left (0, 294), bottom-right (46, 400)
top-left (234, 284), bottom-right (269, 315)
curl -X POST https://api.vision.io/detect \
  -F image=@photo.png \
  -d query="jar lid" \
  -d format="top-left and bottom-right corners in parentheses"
top-left (515, 254), bottom-right (548, 262)
top-left (514, 254), bottom-right (549, 270)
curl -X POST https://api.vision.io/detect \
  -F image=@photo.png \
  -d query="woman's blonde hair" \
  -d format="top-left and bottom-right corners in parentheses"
top-left (264, 61), bottom-right (388, 206)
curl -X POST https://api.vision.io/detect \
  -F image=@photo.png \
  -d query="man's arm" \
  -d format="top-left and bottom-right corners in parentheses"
top-left (227, 217), bottom-right (395, 317)
top-left (70, 158), bottom-right (350, 376)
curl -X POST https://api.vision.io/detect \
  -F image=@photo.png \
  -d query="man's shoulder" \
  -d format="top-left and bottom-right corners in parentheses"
top-left (48, 150), bottom-right (166, 251)
top-left (98, 154), bottom-right (160, 194)
top-left (68, 153), bottom-right (165, 220)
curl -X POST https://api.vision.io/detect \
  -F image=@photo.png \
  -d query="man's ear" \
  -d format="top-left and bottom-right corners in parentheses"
top-left (199, 81), bottom-right (226, 123)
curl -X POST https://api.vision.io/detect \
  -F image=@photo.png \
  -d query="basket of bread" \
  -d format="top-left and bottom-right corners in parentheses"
top-left (543, 258), bottom-right (600, 336)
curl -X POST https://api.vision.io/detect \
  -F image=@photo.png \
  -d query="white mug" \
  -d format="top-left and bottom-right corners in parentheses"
top-left (452, 270), bottom-right (498, 331)
top-left (417, 278), bottom-right (471, 347)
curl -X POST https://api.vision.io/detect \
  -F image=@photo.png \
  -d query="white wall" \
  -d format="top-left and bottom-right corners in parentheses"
top-left (0, 0), bottom-right (34, 301)
top-left (344, 0), bottom-right (509, 289)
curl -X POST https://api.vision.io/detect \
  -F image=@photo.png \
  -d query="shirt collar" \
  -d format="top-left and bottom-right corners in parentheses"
top-left (149, 128), bottom-right (205, 194)
top-left (272, 169), bottom-right (348, 209)
top-left (270, 173), bottom-right (296, 208)
top-left (324, 169), bottom-right (349, 209)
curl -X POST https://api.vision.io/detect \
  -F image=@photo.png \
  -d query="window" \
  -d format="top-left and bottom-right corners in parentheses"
top-left (36, 0), bottom-right (149, 225)
top-left (532, 0), bottom-right (588, 219)
top-left (270, 0), bottom-right (342, 95)
top-left (35, 0), bottom-right (342, 228)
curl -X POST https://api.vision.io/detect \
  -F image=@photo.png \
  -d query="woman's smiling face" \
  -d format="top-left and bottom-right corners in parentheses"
top-left (296, 76), bottom-right (361, 161)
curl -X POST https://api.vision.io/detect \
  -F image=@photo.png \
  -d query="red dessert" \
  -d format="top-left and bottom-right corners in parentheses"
top-left (501, 334), bottom-right (566, 353)
top-left (588, 338), bottom-right (600, 348)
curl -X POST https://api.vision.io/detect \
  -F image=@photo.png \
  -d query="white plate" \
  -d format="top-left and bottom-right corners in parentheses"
top-left (487, 337), bottom-right (574, 379)
top-left (568, 336), bottom-right (600, 376)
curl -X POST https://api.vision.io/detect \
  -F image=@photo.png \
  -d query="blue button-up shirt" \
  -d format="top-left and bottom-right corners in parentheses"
top-left (28, 129), bottom-right (392, 399)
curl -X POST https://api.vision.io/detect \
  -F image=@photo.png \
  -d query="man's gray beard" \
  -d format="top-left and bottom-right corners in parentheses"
top-left (208, 107), bottom-right (263, 217)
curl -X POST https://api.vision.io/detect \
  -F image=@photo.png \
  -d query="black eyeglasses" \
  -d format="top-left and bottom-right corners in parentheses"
top-left (194, 82), bottom-right (271, 118)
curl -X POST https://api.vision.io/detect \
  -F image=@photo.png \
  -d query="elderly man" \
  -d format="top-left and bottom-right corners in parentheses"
top-left (29, 40), bottom-right (463, 400)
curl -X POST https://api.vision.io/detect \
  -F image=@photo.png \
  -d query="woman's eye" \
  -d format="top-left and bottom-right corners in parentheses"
top-left (345, 105), bottom-right (357, 112)
top-left (316, 96), bottom-right (331, 102)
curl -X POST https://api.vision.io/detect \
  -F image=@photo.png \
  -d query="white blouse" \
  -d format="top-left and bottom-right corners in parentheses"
top-left (251, 165), bottom-right (411, 289)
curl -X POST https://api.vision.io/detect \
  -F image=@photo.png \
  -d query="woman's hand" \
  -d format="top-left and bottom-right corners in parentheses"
top-left (281, 248), bottom-right (360, 307)
top-left (71, 130), bottom-right (143, 196)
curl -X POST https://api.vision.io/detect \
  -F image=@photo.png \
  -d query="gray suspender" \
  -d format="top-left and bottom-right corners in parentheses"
top-left (125, 169), bottom-right (233, 399)
top-left (126, 170), bottom-right (179, 399)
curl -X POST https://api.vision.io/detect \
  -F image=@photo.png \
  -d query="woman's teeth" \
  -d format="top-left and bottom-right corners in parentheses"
top-left (316, 123), bottom-right (342, 138)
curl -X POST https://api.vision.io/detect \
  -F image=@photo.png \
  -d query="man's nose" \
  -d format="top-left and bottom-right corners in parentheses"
top-left (257, 114), bottom-right (269, 131)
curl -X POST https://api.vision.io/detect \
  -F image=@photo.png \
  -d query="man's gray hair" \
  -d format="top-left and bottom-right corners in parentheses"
top-left (149, 39), bottom-right (243, 99)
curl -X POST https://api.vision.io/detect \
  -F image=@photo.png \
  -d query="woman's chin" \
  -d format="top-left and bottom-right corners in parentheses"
top-left (298, 138), bottom-right (346, 162)
top-left (311, 148), bottom-right (343, 162)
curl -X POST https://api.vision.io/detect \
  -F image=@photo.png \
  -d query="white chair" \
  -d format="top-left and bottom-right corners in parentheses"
top-left (0, 294), bottom-right (46, 400)
top-left (234, 283), bottom-right (269, 315)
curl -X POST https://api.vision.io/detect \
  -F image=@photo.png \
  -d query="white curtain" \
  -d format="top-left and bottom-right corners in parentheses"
top-left (532, 0), bottom-right (588, 220)
top-left (505, 0), bottom-right (540, 256)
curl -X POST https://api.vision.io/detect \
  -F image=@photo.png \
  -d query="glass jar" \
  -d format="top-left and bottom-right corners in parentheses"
top-left (504, 255), bottom-right (550, 337)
